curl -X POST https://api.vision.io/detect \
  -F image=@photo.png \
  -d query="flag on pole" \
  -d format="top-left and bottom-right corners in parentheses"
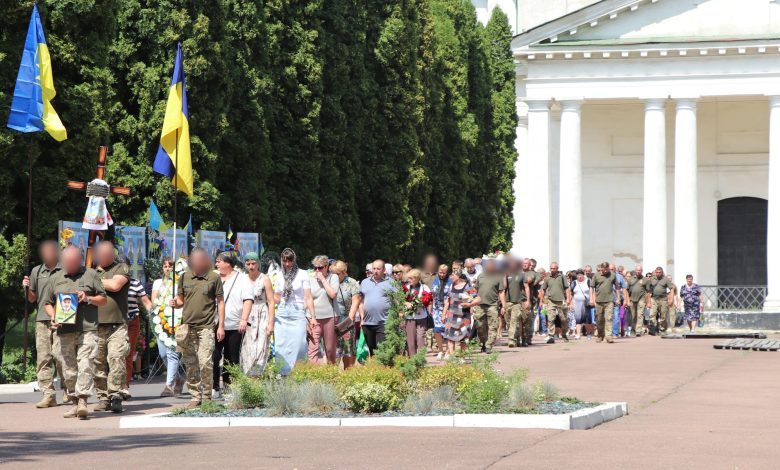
top-left (153, 42), bottom-right (193, 196)
top-left (149, 200), bottom-right (163, 231)
top-left (227, 225), bottom-right (234, 241)
top-left (184, 214), bottom-right (193, 235)
top-left (6, 5), bottom-right (67, 141)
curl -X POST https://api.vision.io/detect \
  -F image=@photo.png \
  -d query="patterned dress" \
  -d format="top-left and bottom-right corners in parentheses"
top-left (442, 283), bottom-right (473, 342)
top-left (680, 283), bottom-right (702, 322)
top-left (336, 277), bottom-right (360, 357)
top-left (240, 274), bottom-right (271, 376)
top-left (431, 276), bottom-right (452, 332)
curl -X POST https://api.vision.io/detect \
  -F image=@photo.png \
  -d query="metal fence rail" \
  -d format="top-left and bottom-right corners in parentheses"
top-left (700, 285), bottom-right (766, 311)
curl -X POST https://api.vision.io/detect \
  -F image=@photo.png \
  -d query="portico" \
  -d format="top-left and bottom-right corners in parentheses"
top-left (510, 0), bottom-right (780, 310)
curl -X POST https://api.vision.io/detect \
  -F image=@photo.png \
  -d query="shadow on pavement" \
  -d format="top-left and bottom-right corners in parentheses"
top-left (0, 432), bottom-right (200, 463)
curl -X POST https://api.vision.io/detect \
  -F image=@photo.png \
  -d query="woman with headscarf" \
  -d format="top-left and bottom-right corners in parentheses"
top-left (240, 252), bottom-right (275, 376)
top-left (273, 248), bottom-right (315, 375)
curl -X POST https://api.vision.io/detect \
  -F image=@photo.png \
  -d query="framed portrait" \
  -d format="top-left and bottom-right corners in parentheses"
top-left (55, 293), bottom-right (78, 324)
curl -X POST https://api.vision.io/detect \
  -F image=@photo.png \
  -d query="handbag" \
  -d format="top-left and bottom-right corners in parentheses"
top-left (425, 305), bottom-right (435, 330)
top-left (334, 284), bottom-right (354, 336)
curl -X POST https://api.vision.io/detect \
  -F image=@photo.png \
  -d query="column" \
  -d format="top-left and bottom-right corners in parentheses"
top-left (526, 100), bottom-right (552, 267)
top-left (558, 100), bottom-right (583, 269)
top-left (511, 114), bottom-right (528, 252)
top-left (642, 99), bottom-right (668, 271)
top-left (673, 99), bottom-right (698, 284)
top-left (765, 97), bottom-right (780, 310)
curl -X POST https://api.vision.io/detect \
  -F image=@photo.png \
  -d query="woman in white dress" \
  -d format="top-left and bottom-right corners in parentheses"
top-left (240, 252), bottom-right (275, 376)
top-left (150, 257), bottom-right (183, 396)
top-left (273, 248), bottom-right (315, 376)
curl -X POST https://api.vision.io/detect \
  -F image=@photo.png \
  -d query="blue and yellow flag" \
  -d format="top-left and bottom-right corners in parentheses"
top-left (148, 200), bottom-right (163, 231)
top-left (6, 5), bottom-right (67, 141)
top-left (153, 42), bottom-right (193, 196)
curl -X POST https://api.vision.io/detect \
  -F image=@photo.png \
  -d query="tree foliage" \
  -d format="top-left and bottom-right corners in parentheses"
top-left (0, 0), bottom-right (517, 293)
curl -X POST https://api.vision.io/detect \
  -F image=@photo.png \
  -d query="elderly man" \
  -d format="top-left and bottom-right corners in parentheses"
top-left (23, 240), bottom-right (62, 408)
top-left (539, 262), bottom-right (572, 344)
top-left (463, 258), bottom-right (481, 284)
top-left (359, 259), bottom-right (395, 355)
top-left (44, 246), bottom-right (107, 419)
top-left (93, 241), bottom-right (131, 413)
top-left (645, 267), bottom-right (674, 335)
top-left (170, 247), bottom-right (225, 408)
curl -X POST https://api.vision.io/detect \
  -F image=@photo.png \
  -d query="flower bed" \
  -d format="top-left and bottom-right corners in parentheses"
top-left (169, 353), bottom-right (598, 419)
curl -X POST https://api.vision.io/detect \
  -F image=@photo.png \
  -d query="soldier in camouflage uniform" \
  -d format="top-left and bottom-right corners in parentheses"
top-left (93, 241), bottom-right (131, 413)
top-left (23, 241), bottom-right (62, 408)
top-left (170, 247), bottom-right (225, 408)
top-left (44, 246), bottom-right (107, 419)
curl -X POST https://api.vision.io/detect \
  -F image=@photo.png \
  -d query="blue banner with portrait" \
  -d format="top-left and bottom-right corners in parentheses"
top-left (115, 225), bottom-right (147, 283)
top-left (197, 230), bottom-right (226, 260)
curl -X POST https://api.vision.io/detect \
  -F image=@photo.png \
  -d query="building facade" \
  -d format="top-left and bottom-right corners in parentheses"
top-left (501, 0), bottom-right (780, 310)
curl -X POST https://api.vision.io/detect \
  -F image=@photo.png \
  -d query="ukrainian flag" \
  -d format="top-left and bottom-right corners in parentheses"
top-left (6, 5), bottom-right (67, 141)
top-left (153, 42), bottom-right (193, 196)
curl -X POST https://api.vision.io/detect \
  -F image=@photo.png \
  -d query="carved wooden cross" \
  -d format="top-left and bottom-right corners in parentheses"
top-left (66, 146), bottom-right (131, 267)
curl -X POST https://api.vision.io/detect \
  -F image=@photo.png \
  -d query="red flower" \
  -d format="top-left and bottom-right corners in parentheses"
top-left (421, 291), bottom-right (433, 307)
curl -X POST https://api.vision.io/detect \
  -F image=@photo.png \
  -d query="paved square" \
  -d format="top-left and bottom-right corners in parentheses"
top-left (2, 335), bottom-right (779, 469)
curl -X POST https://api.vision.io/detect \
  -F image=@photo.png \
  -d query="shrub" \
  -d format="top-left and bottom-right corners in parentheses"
top-left (226, 364), bottom-right (266, 409)
top-left (402, 385), bottom-right (459, 415)
top-left (506, 368), bottom-right (528, 386)
top-left (393, 352), bottom-right (427, 380)
top-left (373, 281), bottom-right (409, 366)
top-left (0, 349), bottom-right (37, 384)
top-left (336, 361), bottom-right (410, 399)
top-left (298, 382), bottom-right (340, 414)
top-left (264, 381), bottom-right (304, 416)
top-left (532, 381), bottom-right (558, 402)
top-left (288, 362), bottom-right (341, 384)
top-left (342, 383), bottom-right (400, 413)
top-left (504, 383), bottom-right (537, 412)
top-left (461, 372), bottom-right (510, 414)
top-left (416, 363), bottom-right (484, 395)
top-left (198, 400), bottom-right (227, 414)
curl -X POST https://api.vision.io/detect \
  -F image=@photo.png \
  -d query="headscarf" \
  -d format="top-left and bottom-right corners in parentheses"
top-left (245, 252), bottom-right (260, 262)
top-left (281, 248), bottom-right (298, 302)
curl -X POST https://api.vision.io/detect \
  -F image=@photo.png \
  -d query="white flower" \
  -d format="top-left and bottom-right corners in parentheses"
top-left (154, 325), bottom-right (163, 335)
top-left (152, 315), bottom-right (161, 325)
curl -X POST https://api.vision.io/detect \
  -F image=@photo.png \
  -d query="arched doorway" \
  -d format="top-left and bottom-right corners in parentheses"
top-left (717, 197), bottom-right (767, 286)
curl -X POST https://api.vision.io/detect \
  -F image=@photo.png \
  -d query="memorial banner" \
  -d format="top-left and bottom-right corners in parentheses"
top-left (58, 221), bottom-right (90, 265)
top-left (197, 230), bottom-right (226, 259)
top-left (115, 225), bottom-right (147, 282)
top-left (236, 232), bottom-right (262, 262)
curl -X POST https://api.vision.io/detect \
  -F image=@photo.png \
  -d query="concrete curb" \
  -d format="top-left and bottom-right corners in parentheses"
top-left (0, 382), bottom-right (37, 395)
top-left (119, 402), bottom-right (627, 430)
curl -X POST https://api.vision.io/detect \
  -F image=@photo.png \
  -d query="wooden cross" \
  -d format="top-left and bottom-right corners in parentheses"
top-left (66, 146), bottom-right (131, 267)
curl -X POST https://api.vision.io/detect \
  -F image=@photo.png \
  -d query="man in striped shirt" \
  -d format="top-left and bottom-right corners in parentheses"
top-left (124, 277), bottom-right (152, 397)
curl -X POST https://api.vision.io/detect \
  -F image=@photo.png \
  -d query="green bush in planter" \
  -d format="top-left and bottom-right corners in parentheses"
top-left (342, 383), bottom-right (400, 413)
top-left (288, 362), bottom-right (341, 384)
top-left (460, 371), bottom-right (510, 413)
top-left (336, 361), bottom-right (410, 399)
top-left (416, 363), bottom-right (485, 395)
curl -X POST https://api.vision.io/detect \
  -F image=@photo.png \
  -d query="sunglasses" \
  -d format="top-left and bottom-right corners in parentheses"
top-left (393, 271), bottom-right (403, 274)
top-left (314, 266), bottom-right (327, 270)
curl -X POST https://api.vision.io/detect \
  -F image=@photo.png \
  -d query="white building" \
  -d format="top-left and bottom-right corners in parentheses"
top-left (488, 0), bottom-right (780, 311)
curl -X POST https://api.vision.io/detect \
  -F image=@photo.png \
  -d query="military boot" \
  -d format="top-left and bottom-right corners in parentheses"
top-left (35, 395), bottom-right (57, 408)
top-left (93, 400), bottom-right (111, 412)
top-left (63, 404), bottom-right (78, 418)
top-left (77, 398), bottom-right (88, 419)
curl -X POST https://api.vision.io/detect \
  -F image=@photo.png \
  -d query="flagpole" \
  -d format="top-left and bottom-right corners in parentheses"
top-left (172, 127), bottom-right (179, 303)
top-left (21, 148), bottom-right (34, 370)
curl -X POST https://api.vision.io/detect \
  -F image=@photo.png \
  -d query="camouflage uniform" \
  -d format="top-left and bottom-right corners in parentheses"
top-left (94, 324), bottom-right (130, 402)
top-left (59, 330), bottom-right (98, 399)
top-left (94, 262), bottom-right (131, 403)
top-left (181, 327), bottom-right (216, 402)
top-left (30, 263), bottom-right (62, 400)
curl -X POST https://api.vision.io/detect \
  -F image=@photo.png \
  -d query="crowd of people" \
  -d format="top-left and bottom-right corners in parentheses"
top-left (23, 241), bottom-right (706, 417)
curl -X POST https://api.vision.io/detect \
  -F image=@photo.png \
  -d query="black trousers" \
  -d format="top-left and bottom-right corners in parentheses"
top-left (213, 329), bottom-right (242, 390)
top-left (361, 324), bottom-right (385, 355)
